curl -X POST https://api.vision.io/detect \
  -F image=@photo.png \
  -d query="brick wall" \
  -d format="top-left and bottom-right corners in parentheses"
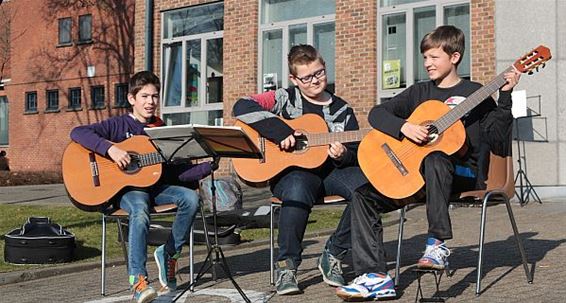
top-left (335, 0), bottom-right (377, 129)
top-left (470, 0), bottom-right (496, 84)
top-left (6, 0), bottom-right (135, 171)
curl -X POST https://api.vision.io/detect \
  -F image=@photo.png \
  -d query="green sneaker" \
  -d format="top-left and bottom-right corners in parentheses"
top-left (275, 259), bottom-right (301, 295)
top-left (317, 249), bottom-right (345, 287)
top-left (131, 275), bottom-right (157, 303)
top-left (154, 244), bottom-right (178, 292)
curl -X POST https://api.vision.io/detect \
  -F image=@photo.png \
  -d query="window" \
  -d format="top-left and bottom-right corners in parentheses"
top-left (68, 87), bottom-right (81, 109)
top-left (115, 83), bottom-right (129, 107)
top-left (79, 14), bottom-right (92, 42)
top-left (46, 90), bottom-right (59, 111)
top-left (0, 96), bottom-right (7, 145)
top-left (161, 2), bottom-right (224, 126)
top-left (378, 0), bottom-right (471, 98)
top-left (58, 17), bottom-right (72, 45)
top-left (90, 86), bottom-right (105, 109)
top-left (259, 0), bottom-right (336, 92)
top-left (25, 92), bottom-right (37, 113)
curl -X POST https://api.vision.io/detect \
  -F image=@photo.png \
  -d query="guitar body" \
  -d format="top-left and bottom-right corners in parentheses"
top-left (62, 135), bottom-right (162, 211)
top-left (359, 100), bottom-right (466, 199)
top-left (232, 114), bottom-right (330, 183)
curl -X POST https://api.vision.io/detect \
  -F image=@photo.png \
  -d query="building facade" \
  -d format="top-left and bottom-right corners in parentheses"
top-left (1, 0), bottom-right (564, 197)
top-left (1, 0), bottom-right (135, 171)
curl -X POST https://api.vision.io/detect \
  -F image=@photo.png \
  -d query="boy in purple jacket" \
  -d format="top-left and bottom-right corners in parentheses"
top-left (70, 71), bottom-right (212, 303)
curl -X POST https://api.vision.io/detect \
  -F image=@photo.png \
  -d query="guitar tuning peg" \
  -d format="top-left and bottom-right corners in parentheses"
top-left (536, 67), bottom-right (540, 72)
top-left (542, 63), bottom-right (546, 69)
top-left (528, 71), bottom-right (534, 75)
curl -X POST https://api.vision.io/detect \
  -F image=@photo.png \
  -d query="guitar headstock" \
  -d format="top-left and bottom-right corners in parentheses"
top-left (514, 45), bottom-right (552, 75)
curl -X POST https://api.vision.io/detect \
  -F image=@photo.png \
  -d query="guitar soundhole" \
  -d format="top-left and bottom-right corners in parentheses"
top-left (294, 135), bottom-right (308, 152)
top-left (426, 124), bottom-right (440, 145)
top-left (124, 153), bottom-right (142, 174)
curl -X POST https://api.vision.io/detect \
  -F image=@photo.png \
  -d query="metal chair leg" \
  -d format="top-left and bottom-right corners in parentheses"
top-left (504, 198), bottom-right (532, 284)
top-left (476, 195), bottom-right (490, 295)
top-left (395, 206), bottom-right (406, 287)
top-left (115, 218), bottom-right (128, 266)
top-left (101, 214), bottom-right (107, 296)
top-left (270, 203), bottom-right (276, 285)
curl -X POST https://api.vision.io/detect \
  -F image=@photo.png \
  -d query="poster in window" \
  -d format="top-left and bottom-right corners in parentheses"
top-left (383, 59), bottom-right (400, 89)
top-left (263, 73), bottom-right (277, 92)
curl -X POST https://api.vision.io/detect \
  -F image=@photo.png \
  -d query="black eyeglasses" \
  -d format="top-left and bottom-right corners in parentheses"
top-left (294, 68), bottom-right (327, 84)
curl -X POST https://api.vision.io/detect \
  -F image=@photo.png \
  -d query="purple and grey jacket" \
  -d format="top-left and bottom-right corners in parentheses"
top-left (70, 114), bottom-right (212, 185)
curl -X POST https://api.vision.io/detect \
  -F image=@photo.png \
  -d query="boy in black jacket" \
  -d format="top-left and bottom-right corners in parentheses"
top-left (336, 25), bottom-right (521, 301)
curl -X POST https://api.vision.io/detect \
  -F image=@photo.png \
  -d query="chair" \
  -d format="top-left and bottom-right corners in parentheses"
top-left (101, 202), bottom-right (204, 295)
top-left (394, 153), bottom-right (533, 295)
top-left (269, 195), bottom-right (346, 285)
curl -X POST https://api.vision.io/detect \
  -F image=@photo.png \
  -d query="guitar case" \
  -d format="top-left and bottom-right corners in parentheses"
top-left (4, 217), bottom-right (75, 264)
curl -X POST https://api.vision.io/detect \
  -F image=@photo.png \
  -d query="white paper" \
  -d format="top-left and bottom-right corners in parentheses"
top-left (511, 90), bottom-right (528, 118)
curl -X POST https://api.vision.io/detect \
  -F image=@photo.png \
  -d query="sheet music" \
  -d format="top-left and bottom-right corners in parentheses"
top-left (144, 124), bottom-right (262, 161)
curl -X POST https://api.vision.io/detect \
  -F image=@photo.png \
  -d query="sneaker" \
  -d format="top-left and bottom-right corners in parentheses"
top-left (417, 238), bottom-right (451, 270)
top-left (318, 249), bottom-right (345, 287)
top-left (131, 275), bottom-right (158, 303)
top-left (336, 273), bottom-right (396, 301)
top-left (154, 244), bottom-right (178, 291)
top-left (275, 259), bottom-right (301, 295)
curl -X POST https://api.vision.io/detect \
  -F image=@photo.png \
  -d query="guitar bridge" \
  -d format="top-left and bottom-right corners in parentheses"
top-left (259, 137), bottom-right (266, 163)
top-left (382, 143), bottom-right (408, 176)
top-left (89, 152), bottom-right (101, 187)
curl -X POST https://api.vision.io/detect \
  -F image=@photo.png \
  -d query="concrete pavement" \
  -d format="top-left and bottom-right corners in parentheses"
top-left (0, 184), bottom-right (565, 302)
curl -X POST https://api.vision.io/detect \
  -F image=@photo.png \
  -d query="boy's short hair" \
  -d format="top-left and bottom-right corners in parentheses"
top-left (287, 44), bottom-right (325, 76)
top-left (129, 71), bottom-right (160, 96)
top-left (420, 25), bottom-right (465, 65)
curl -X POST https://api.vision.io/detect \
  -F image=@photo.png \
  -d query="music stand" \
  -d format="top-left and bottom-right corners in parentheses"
top-left (511, 91), bottom-right (543, 206)
top-left (146, 124), bottom-right (262, 303)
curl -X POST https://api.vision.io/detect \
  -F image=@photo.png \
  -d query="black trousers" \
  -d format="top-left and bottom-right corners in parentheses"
top-left (351, 152), bottom-right (476, 275)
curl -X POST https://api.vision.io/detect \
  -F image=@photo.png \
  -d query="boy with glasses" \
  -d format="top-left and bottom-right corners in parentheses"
top-left (233, 44), bottom-right (368, 295)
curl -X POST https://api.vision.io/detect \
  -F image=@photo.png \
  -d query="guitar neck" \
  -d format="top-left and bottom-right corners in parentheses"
top-left (435, 66), bottom-right (513, 134)
top-left (307, 129), bottom-right (371, 147)
top-left (133, 152), bottom-right (165, 167)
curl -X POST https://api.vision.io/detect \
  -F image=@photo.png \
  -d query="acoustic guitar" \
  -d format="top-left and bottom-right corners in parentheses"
top-left (358, 45), bottom-right (551, 199)
top-left (62, 135), bottom-right (164, 210)
top-left (232, 114), bottom-right (370, 183)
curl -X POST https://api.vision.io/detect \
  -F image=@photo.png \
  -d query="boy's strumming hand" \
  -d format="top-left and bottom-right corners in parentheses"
top-left (401, 122), bottom-right (430, 144)
top-left (328, 141), bottom-right (346, 160)
top-left (107, 145), bottom-right (131, 169)
top-left (501, 69), bottom-right (522, 91)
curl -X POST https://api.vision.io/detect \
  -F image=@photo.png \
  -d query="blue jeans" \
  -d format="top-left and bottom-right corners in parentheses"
top-left (271, 163), bottom-right (368, 267)
top-left (119, 184), bottom-right (200, 278)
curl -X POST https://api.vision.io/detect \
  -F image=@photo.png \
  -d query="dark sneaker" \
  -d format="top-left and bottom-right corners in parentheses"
top-left (154, 244), bottom-right (178, 292)
top-left (318, 249), bottom-right (345, 287)
top-left (275, 259), bottom-right (301, 295)
top-left (417, 238), bottom-right (451, 270)
top-left (336, 273), bottom-right (396, 301)
top-left (131, 275), bottom-right (158, 303)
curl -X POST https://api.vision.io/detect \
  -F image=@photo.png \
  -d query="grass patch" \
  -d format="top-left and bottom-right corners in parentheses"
top-left (0, 204), bottom-right (346, 273)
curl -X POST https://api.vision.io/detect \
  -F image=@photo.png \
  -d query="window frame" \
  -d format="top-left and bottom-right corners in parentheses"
top-left (114, 83), bottom-right (130, 108)
top-left (377, 0), bottom-right (470, 99)
top-left (78, 14), bottom-right (93, 43)
top-left (68, 87), bottom-right (82, 110)
top-left (46, 89), bottom-right (60, 111)
top-left (58, 17), bottom-right (72, 46)
top-left (257, 13), bottom-right (336, 93)
top-left (0, 96), bottom-right (8, 146)
top-left (25, 91), bottom-right (38, 113)
top-left (90, 85), bottom-right (105, 109)
top-left (160, 16), bottom-right (224, 124)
